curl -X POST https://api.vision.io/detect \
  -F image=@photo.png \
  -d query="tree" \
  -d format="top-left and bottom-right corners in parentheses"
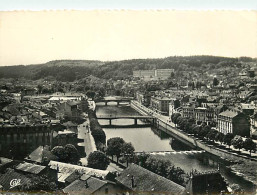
top-left (171, 113), bottom-right (181, 125)
top-left (167, 166), bottom-right (186, 186)
top-left (51, 144), bottom-right (80, 164)
top-left (213, 77), bottom-right (219, 86)
top-left (142, 155), bottom-right (186, 186)
top-left (177, 118), bottom-right (187, 130)
top-left (145, 156), bottom-right (171, 177)
top-left (184, 121), bottom-right (192, 133)
top-left (122, 142), bottom-right (135, 167)
top-left (86, 90), bottom-right (96, 99)
top-left (174, 115), bottom-right (183, 124)
top-left (87, 151), bottom-right (109, 170)
top-left (37, 84), bottom-right (43, 94)
top-left (20, 175), bottom-right (57, 192)
top-left (133, 152), bottom-right (150, 167)
top-left (231, 135), bottom-right (244, 151)
top-left (106, 137), bottom-right (125, 162)
top-left (176, 116), bottom-right (185, 128)
top-left (223, 133), bottom-right (234, 148)
top-left (215, 132), bottom-right (224, 144)
top-left (64, 144), bottom-right (80, 164)
top-left (51, 146), bottom-right (68, 162)
top-left (243, 138), bottom-right (256, 156)
top-left (206, 129), bottom-right (217, 142)
top-left (198, 127), bottom-right (209, 138)
top-left (192, 126), bottom-right (201, 136)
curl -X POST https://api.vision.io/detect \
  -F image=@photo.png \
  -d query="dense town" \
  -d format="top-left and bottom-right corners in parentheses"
top-left (0, 57), bottom-right (257, 194)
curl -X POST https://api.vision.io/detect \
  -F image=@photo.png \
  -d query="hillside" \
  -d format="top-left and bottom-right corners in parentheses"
top-left (0, 56), bottom-right (255, 81)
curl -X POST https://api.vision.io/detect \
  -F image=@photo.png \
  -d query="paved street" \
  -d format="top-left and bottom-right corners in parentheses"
top-left (77, 117), bottom-right (97, 165)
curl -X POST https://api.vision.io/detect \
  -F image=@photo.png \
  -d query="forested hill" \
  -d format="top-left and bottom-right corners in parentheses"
top-left (0, 56), bottom-right (255, 81)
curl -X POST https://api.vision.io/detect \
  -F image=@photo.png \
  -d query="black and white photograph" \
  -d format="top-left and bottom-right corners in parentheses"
top-left (0, 0), bottom-right (256, 194)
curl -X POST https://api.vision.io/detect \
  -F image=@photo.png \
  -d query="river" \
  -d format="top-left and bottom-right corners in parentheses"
top-left (96, 102), bottom-right (256, 193)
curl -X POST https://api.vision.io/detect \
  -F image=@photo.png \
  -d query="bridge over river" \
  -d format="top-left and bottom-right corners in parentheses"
top-left (97, 115), bottom-right (156, 127)
top-left (95, 96), bottom-right (133, 106)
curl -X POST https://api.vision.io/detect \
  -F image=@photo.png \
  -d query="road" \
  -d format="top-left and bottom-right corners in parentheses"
top-left (133, 100), bottom-right (175, 127)
top-left (77, 117), bottom-right (97, 165)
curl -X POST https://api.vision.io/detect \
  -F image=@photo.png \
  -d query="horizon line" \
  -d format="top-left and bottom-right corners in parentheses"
top-left (1, 55), bottom-right (256, 67)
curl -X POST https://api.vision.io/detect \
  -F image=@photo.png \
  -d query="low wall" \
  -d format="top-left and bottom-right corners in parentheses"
top-left (131, 101), bottom-right (257, 163)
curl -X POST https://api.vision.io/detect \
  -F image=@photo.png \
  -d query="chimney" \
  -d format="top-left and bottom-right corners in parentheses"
top-left (131, 176), bottom-right (135, 188)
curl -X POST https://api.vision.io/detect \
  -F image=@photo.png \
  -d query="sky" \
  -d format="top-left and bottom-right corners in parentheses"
top-left (0, 1), bottom-right (256, 66)
top-left (0, 0), bottom-right (257, 10)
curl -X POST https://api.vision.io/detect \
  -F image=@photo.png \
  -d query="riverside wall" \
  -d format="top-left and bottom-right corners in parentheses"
top-left (131, 100), bottom-right (257, 163)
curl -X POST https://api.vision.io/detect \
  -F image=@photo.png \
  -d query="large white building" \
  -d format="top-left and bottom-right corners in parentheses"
top-left (133, 69), bottom-right (174, 80)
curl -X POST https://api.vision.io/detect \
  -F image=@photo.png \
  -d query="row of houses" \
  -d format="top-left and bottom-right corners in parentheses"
top-left (136, 91), bottom-right (255, 137)
top-left (0, 157), bottom-right (228, 195)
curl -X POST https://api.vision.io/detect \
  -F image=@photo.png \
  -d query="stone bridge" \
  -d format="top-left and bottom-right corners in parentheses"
top-left (96, 115), bottom-right (156, 126)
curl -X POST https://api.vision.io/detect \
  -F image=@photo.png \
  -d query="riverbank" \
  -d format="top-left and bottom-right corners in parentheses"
top-left (131, 100), bottom-right (257, 161)
top-left (130, 100), bottom-right (257, 188)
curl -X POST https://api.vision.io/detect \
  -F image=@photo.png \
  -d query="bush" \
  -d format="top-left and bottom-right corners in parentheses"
top-left (223, 133), bottom-right (234, 148)
top-left (51, 144), bottom-right (80, 164)
top-left (87, 151), bottom-right (109, 170)
top-left (88, 110), bottom-right (106, 148)
top-left (243, 138), bottom-right (256, 155)
top-left (231, 135), bottom-right (244, 151)
top-left (133, 154), bottom-right (187, 186)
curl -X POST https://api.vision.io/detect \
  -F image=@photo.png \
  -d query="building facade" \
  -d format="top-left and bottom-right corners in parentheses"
top-left (181, 104), bottom-right (195, 119)
top-left (133, 69), bottom-right (174, 80)
top-left (150, 96), bottom-right (174, 115)
top-left (0, 124), bottom-right (54, 159)
top-left (217, 110), bottom-right (250, 136)
top-left (168, 99), bottom-right (180, 118)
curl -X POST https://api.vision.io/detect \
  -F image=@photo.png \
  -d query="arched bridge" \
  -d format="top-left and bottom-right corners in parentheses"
top-left (97, 115), bottom-right (156, 126)
top-left (95, 97), bottom-right (134, 106)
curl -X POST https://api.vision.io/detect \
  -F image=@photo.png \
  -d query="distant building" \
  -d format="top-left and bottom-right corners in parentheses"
top-left (217, 109), bottom-right (250, 136)
top-left (58, 101), bottom-right (81, 120)
top-left (239, 72), bottom-right (248, 79)
top-left (195, 107), bottom-right (207, 124)
top-left (240, 103), bottom-right (255, 116)
top-left (116, 163), bottom-right (185, 194)
top-left (135, 91), bottom-right (154, 107)
top-left (168, 99), bottom-right (180, 118)
top-left (49, 92), bottom-right (85, 103)
top-left (194, 104), bottom-right (227, 126)
top-left (250, 112), bottom-right (257, 139)
top-left (22, 88), bottom-right (37, 96)
top-left (133, 69), bottom-right (174, 80)
top-left (0, 124), bottom-right (53, 159)
top-left (182, 104), bottom-right (195, 119)
top-left (53, 130), bottom-right (77, 147)
top-left (150, 96), bottom-right (175, 115)
top-left (238, 91), bottom-right (253, 101)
